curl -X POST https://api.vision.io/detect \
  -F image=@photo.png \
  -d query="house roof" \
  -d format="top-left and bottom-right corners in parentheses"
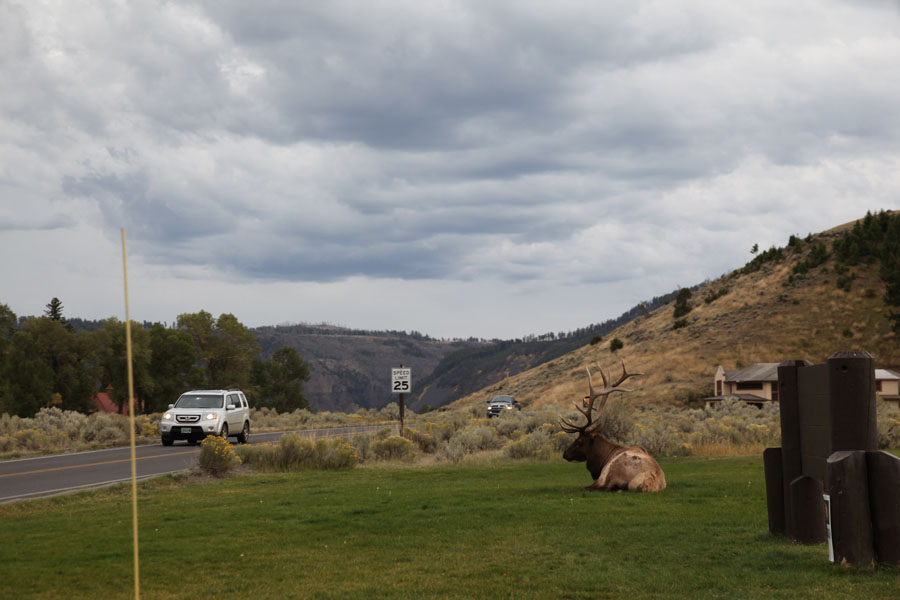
top-left (875, 369), bottom-right (900, 381)
top-left (94, 391), bottom-right (118, 413)
top-left (705, 393), bottom-right (770, 402)
top-left (723, 363), bottom-right (780, 383)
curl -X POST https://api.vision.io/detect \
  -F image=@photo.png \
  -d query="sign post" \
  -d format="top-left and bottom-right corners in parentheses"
top-left (391, 366), bottom-right (411, 436)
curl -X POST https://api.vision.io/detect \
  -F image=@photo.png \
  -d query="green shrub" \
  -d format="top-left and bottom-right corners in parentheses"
top-left (436, 440), bottom-right (466, 464)
top-left (378, 402), bottom-right (400, 420)
top-left (373, 427), bottom-right (393, 440)
top-left (404, 427), bottom-right (437, 453)
top-left (703, 288), bottom-right (729, 304)
top-left (609, 338), bottom-right (624, 353)
top-left (235, 443), bottom-right (280, 469)
top-left (742, 246), bottom-right (783, 274)
top-left (371, 436), bottom-right (416, 461)
top-left (836, 272), bottom-right (856, 291)
top-left (236, 434), bottom-right (357, 471)
top-left (673, 319), bottom-right (688, 330)
top-left (348, 433), bottom-right (374, 461)
top-left (15, 429), bottom-right (47, 451)
top-left (504, 429), bottom-right (550, 459)
top-left (876, 402), bottom-right (900, 449)
top-left (450, 426), bottom-right (502, 453)
top-left (198, 435), bottom-right (241, 476)
top-left (673, 288), bottom-right (692, 319)
top-left (79, 413), bottom-right (129, 443)
top-left (95, 426), bottom-right (127, 444)
top-left (312, 438), bottom-right (358, 469)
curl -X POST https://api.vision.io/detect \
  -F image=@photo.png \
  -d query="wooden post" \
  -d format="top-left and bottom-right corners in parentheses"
top-left (866, 451), bottom-right (900, 565)
top-left (826, 450), bottom-right (875, 566)
top-left (789, 475), bottom-right (826, 544)
top-left (827, 352), bottom-right (876, 452)
top-left (398, 364), bottom-right (405, 437)
top-left (777, 360), bottom-right (811, 539)
top-left (763, 447), bottom-right (785, 535)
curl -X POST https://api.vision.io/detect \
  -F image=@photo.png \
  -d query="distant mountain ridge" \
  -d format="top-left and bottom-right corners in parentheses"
top-left (251, 290), bottom-right (678, 412)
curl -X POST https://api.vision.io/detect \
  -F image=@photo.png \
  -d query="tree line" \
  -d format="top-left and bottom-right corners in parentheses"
top-left (833, 209), bottom-right (900, 332)
top-left (0, 299), bottom-right (311, 418)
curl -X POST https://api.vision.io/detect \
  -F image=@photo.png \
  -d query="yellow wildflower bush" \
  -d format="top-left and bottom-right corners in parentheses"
top-left (198, 435), bottom-right (241, 477)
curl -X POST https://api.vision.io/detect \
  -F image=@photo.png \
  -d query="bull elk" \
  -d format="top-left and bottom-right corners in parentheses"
top-left (560, 361), bottom-right (666, 492)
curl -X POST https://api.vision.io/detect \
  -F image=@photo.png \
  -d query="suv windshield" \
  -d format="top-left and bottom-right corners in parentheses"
top-left (490, 396), bottom-right (514, 404)
top-left (175, 395), bottom-right (224, 409)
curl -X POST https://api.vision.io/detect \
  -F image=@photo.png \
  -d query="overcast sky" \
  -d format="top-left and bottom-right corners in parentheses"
top-left (2, 1), bottom-right (899, 340)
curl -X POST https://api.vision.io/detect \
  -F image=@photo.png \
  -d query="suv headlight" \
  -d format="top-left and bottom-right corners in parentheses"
top-left (163, 412), bottom-right (172, 420)
top-left (205, 413), bottom-right (218, 420)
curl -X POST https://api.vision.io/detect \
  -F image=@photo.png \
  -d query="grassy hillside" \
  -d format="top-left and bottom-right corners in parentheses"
top-left (411, 291), bottom-right (677, 410)
top-left (453, 215), bottom-right (900, 411)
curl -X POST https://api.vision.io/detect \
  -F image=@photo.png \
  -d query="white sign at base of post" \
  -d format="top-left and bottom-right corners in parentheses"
top-left (391, 368), bottom-right (411, 394)
top-left (824, 494), bottom-right (834, 562)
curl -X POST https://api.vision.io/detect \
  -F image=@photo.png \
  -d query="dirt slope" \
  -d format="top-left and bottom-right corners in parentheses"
top-left (452, 218), bottom-right (900, 412)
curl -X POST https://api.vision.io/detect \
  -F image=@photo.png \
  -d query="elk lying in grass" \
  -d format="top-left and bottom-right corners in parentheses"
top-left (560, 361), bottom-right (666, 492)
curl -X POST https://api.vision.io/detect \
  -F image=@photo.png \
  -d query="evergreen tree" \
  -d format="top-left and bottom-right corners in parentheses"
top-left (147, 323), bottom-right (205, 411)
top-left (177, 311), bottom-right (260, 389)
top-left (252, 346), bottom-right (311, 412)
top-left (0, 304), bottom-right (18, 414)
top-left (94, 318), bottom-right (154, 414)
top-left (44, 297), bottom-right (64, 321)
top-left (5, 317), bottom-right (97, 416)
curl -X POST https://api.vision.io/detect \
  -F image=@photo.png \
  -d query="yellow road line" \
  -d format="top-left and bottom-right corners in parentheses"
top-left (0, 449), bottom-right (199, 478)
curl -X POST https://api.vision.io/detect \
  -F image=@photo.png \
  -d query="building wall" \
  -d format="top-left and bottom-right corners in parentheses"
top-left (876, 378), bottom-right (899, 397)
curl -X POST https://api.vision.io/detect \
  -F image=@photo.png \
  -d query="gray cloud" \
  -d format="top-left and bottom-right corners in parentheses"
top-left (2, 0), bottom-right (900, 337)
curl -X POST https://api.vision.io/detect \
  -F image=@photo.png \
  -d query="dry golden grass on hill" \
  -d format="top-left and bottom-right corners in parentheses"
top-left (454, 219), bottom-right (900, 412)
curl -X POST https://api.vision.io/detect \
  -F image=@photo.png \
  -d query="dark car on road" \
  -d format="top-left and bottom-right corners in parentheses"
top-left (486, 395), bottom-right (521, 418)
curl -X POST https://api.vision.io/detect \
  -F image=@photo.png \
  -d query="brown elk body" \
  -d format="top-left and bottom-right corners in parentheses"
top-left (561, 362), bottom-right (666, 492)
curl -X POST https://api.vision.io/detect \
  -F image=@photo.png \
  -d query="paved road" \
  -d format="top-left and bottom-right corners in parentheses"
top-left (0, 425), bottom-right (396, 504)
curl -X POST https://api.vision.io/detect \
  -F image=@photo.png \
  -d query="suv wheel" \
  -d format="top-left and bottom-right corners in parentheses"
top-left (161, 436), bottom-right (174, 446)
top-left (220, 423), bottom-right (229, 439)
top-left (237, 422), bottom-right (250, 444)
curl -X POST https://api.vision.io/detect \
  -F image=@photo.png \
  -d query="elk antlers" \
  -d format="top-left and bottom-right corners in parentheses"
top-left (559, 361), bottom-right (642, 434)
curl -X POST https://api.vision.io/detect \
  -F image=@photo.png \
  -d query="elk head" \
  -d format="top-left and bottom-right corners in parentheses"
top-left (560, 361), bottom-right (641, 463)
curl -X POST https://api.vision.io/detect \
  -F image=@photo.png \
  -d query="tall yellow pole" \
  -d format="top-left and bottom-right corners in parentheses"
top-left (121, 228), bottom-right (140, 600)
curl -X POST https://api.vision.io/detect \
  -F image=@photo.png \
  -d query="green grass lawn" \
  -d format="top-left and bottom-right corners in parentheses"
top-left (1, 457), bottom-right (897, 599)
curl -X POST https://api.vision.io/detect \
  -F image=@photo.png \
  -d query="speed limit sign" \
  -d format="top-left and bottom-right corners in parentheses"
top-left (391, 367), bottom-right (411, 394)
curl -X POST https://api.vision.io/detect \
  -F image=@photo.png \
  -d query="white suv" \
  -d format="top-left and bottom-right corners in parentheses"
top-left (160, 390), bottom-right (251, 446)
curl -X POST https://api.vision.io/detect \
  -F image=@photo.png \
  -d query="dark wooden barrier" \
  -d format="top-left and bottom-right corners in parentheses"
top-left (867, 451), bottom-right (900, 565)
top-left (763, 351), bottom-right (900, 566)
top-left (790, 475), bottom-right (827, 544)
top-left (763, 447), bottom-right (784, 535)
top-left (826, 451), bottom-right (874, 566)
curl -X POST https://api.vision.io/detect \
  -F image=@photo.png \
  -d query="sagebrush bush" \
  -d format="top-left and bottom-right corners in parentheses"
top-left (877, 402), bottom-right (900, 449)
top-left (349, 432), bottom-right (374, 461)
top-left (404, 427), bottom-right (437, 453)
top-left (80, 413), bottom-right (129, 443)
top-left (15, 429), bottom-right (47, 451)
top-left (378, 402), bottom-right (400, 421)
top-left (371, 436), bottom-right (416, 461)
top-left (436, 440), bottom-right (466, 464)
top-left (95, 426), bottom-right (127, 444)
top-left (247, 435), bottom-right (359, 471)
top-left (451, 426), bottom-right (502, 453)
top-left (504, 429), bottom-right (551, 459)
top-left (198, 435), bottom-right (241, 476)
